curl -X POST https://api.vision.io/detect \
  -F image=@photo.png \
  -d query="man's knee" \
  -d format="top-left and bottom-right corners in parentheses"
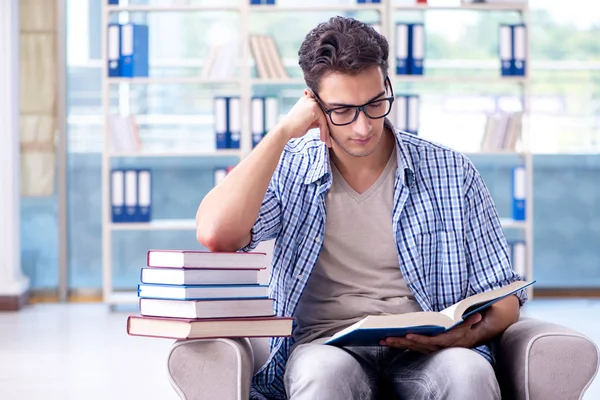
top-left (429, 348), bottom-right (500, 399)
top-left (284, 344), bottom-right (372, 400)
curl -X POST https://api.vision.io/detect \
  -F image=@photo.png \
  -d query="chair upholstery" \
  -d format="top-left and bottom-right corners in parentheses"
top-left (166, 317), bottom-right (599, 400)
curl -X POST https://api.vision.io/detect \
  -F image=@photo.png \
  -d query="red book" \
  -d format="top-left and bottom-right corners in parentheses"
top-left (127, 315), bottom-right (293, 340)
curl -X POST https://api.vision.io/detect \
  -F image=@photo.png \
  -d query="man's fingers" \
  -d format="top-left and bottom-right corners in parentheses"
top-left (380, 337), bottom-right (440, 354)
top-left (318, 112), bottom-right (331, 148)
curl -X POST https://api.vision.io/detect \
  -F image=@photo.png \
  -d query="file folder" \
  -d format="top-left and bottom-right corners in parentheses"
top-left (407, 95), bottom-right (420, 136)
top-left (124, 169), bottom-right (138, 222)
top-left (409, 23), bottom-right (424, 75)
top-left (251, 97), bottom-right (265, 148)
top-left (513, 24), bottom-right (527, 76)
top-left (512, 166), bottom-right (526, 221)
top-left (214, 97), bottom-right (228, 149)
top-left (137, 169), bottom-right (152, 223)
top-left (264, 97), bottom-right (279, 135)
top-left (107, 24), bottom-right (121, 77)
top-left (228, 97), bottom-right (241, 149)
top-left (394, 95), bottom-right (408, 133)
top-left (120, 23), bottom-right (149, 78)
top-left (395, 24), bottom-right (409, 75)
top-left (499, 24), bottom-right (513, 76)
top-left (111, 169), bottom-right (125, 222)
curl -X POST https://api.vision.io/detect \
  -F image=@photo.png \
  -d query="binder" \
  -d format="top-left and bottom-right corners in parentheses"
top-left (499, 24), bottom-right (513, 76)
top-left (120, 23), bottom-right (149, 78)
top-left (124, 169), bottom-right (138, 222)
top-left (228, 97), bottom-right (241, 149)
top-left (214, 168), bottom-right (228, 186)
top-left (137, 169), bottom-right (152, 223)
top-left (214, 97), bottom-right (228, 149)
top-left (250, 0), bottom-right (274, 4)
top-left (394, 95), bottom-right (408, 132)
top-left (409, 23), bottom-right (424, 75)
top-left (511, 240), bottom-right (527, 277)
top-left (513, 24), bottom-right (527, 76)
top-left (395, 23), bottom-right (409, 75)
top-left (512, 166), bottom-right (526, 221)
top-left (111, 169), bottom-right (125, 222)
top-left (264, 97), bottom-right (279, 135)
top-left (251, 97), bottom-right (265, 148)
top-left (107, 24), bottom-right (121, 77)
top-left (108, 0), bottom-right (119, 4)
top-left (407, 95), bottom-right (420, 136)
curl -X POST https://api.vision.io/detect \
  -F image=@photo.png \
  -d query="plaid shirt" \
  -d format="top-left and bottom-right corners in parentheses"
top-left (243, 120), bottom-right (527, 400)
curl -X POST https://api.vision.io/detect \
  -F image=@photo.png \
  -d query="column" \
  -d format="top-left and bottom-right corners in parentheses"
top-left (0, 0), bottom-right (30, 310)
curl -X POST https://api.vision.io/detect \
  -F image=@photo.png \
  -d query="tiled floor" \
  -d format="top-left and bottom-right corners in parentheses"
top-left (0, 299), bottom-right (598, 400)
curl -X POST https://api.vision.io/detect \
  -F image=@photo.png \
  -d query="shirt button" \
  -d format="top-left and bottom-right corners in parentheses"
top-left (315, 237), bottom-right (321, 243)
top-left (297, 274), bottom-right (304, 280)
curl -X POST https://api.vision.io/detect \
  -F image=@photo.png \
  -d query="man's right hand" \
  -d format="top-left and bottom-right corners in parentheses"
top-left (277, 91), bottom-right (332, 148)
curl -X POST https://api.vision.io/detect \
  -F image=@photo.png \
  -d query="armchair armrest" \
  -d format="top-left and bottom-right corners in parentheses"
top-left (493, 317), bottom-right (599, 400)
top-left (167, 338), bottom-right (254, 400)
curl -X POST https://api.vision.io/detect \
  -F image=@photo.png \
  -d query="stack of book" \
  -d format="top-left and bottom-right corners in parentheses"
top-left (126, 249), bottom-right (293, 340)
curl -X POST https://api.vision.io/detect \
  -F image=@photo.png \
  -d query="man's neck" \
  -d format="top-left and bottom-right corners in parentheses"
top-left (330, 127), bottom-right (395, 179)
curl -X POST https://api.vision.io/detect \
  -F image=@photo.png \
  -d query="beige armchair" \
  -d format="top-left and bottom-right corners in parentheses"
top-left (165, 317), bottom-right (599, 400)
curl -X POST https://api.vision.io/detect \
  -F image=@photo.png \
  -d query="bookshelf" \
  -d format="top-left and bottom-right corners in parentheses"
top-left (101, 0), bottom-right (533, 307)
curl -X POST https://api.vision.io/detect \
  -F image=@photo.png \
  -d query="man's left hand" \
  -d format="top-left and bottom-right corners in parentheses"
top-left (380, 313), bottom-right (482, 354)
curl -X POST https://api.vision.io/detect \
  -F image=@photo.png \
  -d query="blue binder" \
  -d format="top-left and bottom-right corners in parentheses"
top-left (395, 23), bottom-right (409, 75)
top-left (137, 169), bottom-right (152, 223)
top-left (120, 23), bottom-right (149, 78)
top-left (499, 24), bottom-right (513, 76)
top-left (111, 169), bottom-right (125, 222)
top-left (108, 0), bottom-right (119, 4)
top-left (251, 97), bottom-right (265, 148)
top-left (512, 166), bottom-right (526, 221)
top-left (107, 24), bottom-right (121, 77)
top-left (214, 97), bottom-right (228, 149)
top-left (512, 24), bottom-right (526, 76)
top-left (228, 97), bottom-right (241, 149)
top-left (409, 23), bottom-right (424, 75)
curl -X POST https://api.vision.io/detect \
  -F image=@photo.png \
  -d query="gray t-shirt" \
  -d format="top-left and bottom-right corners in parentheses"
top-left (293, 146), bottom-right (422, 347)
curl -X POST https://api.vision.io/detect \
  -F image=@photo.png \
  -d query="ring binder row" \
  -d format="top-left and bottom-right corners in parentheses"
top-left (395, 22), bottom-right (528, 77)
top-left (215, 96), bottom-right (280, 150)
top-left (499, 24), bottom-right (528, 76)
top-left (394, 95), bottom-right (420, 136)
top-left (111, 169), bottom-right (152, 223)
top-left (107, 23), bottom-right (149, 78)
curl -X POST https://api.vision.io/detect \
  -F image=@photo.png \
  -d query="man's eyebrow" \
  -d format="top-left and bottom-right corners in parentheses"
top-left (327, 90), bottom-right (386, 108)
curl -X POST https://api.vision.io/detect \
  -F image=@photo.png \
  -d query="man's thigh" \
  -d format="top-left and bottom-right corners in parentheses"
top-left (284, 339), bottom-right (378, 400)
top-left (382, 347), bottom-right (501, 400)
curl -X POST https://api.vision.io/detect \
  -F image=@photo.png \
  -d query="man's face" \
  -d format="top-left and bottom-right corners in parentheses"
top-left (316, 66), bottom-right (389, 158)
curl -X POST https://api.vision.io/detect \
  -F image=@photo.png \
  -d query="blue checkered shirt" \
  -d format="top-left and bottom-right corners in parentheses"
top-left (242, 121), bottom-right (527, 400)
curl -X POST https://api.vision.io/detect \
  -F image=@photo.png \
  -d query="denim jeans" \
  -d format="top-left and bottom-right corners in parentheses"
top-left (284, 337), bottom-right (501, 400)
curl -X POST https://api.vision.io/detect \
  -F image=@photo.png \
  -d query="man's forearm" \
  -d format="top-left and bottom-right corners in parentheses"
top-left (469, 294), bottom-right (521, 347)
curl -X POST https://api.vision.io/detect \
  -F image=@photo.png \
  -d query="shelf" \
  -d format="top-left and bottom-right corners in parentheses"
top-left (107, 5), bottom-right (239, 12)
top-left (110, 150), bottom-right (243, 158)
top-left (111, 219), bottom-right (197, 231)
top-left (500, 218), bottom-right (527, 229)
top-left (106, 291), bottom-right (138, 305)
top-left (107, 77), bottom-right (241, 85)
top-left (250, 78), bottom-right (306, 85)
top-left (394, 3), bottom-right (528, 12)
top-left (249, 4), bottom-right (384, 12)
top-left (394, 75), bottom-right (528, 84)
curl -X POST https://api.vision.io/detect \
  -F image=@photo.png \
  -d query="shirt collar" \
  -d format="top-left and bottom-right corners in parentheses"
top-left (303, 118), bottom-right (415, 187)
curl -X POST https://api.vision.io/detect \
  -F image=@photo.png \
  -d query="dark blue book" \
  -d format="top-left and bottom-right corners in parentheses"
top-left (325, 280), bottom-right (534, 347)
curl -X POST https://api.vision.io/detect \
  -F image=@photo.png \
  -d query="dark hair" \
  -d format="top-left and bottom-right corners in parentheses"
top-left (298, 16), bottom-right (389, 92)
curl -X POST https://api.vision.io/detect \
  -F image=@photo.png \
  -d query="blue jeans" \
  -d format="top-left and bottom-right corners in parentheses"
top-left (284, 337), bottom-right (501, 400)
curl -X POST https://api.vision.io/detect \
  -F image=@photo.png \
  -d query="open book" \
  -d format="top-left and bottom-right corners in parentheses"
top-left (325, 280), bottom-right (534, 347)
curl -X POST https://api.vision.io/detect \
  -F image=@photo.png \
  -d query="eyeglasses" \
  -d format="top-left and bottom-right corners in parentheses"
top-left (311, 76), bottom-right (395, 126)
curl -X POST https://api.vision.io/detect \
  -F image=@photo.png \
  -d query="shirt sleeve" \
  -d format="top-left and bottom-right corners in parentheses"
top-left (239, 177), bottom-right (282, 253)
top-left (462, 159), bottom-right (528, 306)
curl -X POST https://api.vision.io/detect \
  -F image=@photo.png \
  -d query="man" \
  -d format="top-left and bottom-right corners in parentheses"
top-left (196, 16), bottom-right (526, 400)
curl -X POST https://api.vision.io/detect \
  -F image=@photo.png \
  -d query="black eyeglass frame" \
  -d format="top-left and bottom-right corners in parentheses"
top-left (310, 76), bottom-right (395, 126)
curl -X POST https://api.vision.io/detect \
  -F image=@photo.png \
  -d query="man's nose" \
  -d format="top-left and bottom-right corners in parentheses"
top-left (352, 110), bottom-right (371, 136)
